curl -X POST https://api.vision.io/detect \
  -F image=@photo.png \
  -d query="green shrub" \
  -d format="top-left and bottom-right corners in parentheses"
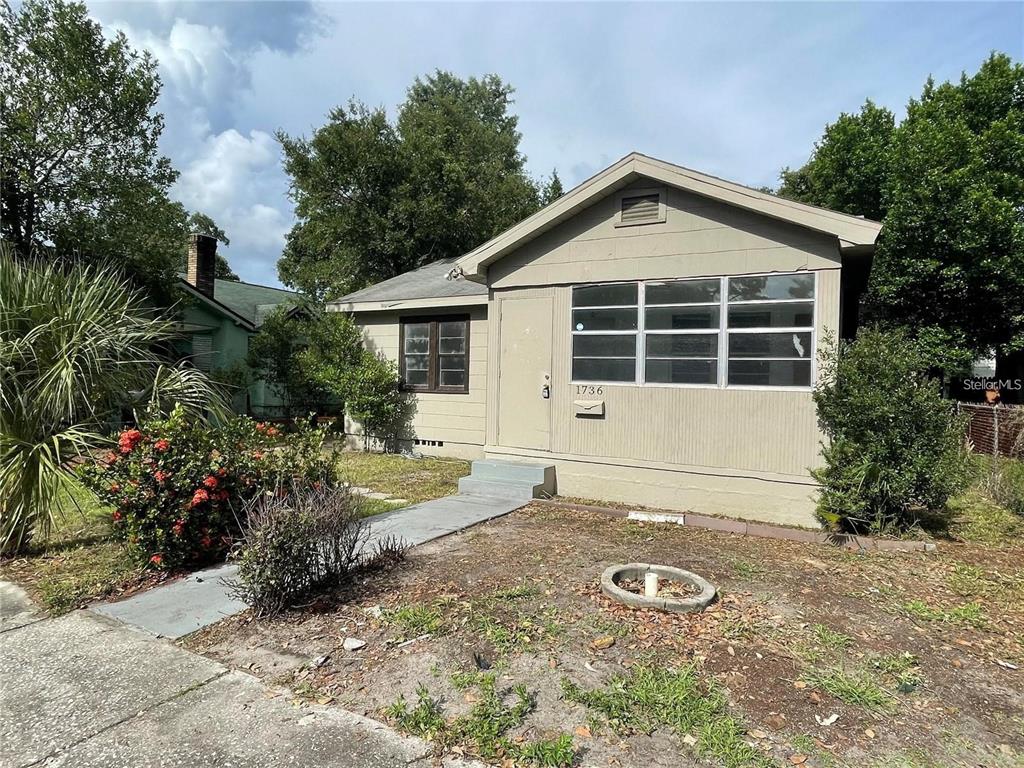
top-left (344, 351), bottom-right (407, 451)
top-left (79, 407), bottom-right (338, 568)
top-left (229, 483), bottom-right (391, 617)
top-left (0, 250), bottom-right (225, 555)
top-left (812, 328), bottom-right (970, 534)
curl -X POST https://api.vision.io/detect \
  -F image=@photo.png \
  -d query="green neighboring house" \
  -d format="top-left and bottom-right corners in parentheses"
top-left (177, 233), bottom-right (300, 415)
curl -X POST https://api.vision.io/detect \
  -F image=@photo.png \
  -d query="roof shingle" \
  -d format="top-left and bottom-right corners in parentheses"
top-left (330, 258), bottom-right (487, 306)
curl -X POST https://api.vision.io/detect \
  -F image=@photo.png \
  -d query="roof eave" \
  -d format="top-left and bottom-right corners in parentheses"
top-left (327, 294), bottom-right (488, 314)
top-left (177, 280), bottom-right (256, 331)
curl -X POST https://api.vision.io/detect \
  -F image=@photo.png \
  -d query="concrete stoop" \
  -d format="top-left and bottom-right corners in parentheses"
top-left (457, 458), bottom-right (555, 501)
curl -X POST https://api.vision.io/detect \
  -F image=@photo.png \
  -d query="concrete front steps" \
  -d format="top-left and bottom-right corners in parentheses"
top-left (457, 458), bottom-right (555, 501)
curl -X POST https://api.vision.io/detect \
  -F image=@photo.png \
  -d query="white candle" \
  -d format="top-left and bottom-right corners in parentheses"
top-left (644, 572), bottom-right (658, 598)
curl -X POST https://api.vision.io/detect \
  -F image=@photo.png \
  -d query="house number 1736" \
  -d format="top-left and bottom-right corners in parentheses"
top-left (575, 385), bottom-right (604, 396)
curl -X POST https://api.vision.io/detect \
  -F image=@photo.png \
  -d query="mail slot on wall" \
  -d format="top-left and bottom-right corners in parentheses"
top-left (574, 399), bottom-right (605, 418)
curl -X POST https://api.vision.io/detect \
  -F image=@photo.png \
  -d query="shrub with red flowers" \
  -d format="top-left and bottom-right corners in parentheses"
top-left (79, 406), bottom-right (339, 569)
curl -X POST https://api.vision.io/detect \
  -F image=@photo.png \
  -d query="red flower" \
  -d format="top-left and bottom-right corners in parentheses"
top-left (118, 429), bottom-right (143, 454)
top-left (104, 451), bottom-right (119, 464)
top-left (216, 489), bottom-right (229, 501)
top-left (109, 482), bottom-right (121, 493)
top-left (112, 510), bottom-right (123, 522)
top-left (190, 488), bottom-right (210, 508)
top-left (255, 422), bottom-right (266, 432)
top-left (216, 467), bottom-right (227, 477)
top-left (154, 470), bottom-right (169, 484)
top-left (199, 535), bottom-right (213, 549)
top-left (172, 519), bottom-right (185, 536)
top-left (252, 451), bottom-right (264, 460)
top-left (154, 439), bottom-right (170, 452)
top-left (149, 553), bottom-right (163, 566)
top-left (266, 426), bottom-right (280, 438)
top-left (202, 475), bottom-right (218, 489)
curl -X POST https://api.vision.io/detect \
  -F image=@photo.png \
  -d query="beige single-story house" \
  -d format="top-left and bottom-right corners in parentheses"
top-left (328, 153), bottom-right (882, 526)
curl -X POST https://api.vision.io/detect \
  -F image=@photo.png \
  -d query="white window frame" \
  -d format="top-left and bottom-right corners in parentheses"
top-left (724, 273), bottom-right (817, 390)
top-left (570, 283), bottom-right (640, 384)
top-left (570, 271), bottom-right (817, 390)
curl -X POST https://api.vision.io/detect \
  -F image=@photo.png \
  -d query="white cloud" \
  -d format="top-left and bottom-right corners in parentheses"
top-left (172, 128), bottom-right (291, 282)
top-left (86, 0), bottom-right (1022, 288)
top-left (97, 12), bottom-right (294, 285)
top-left (107, 17), bottom-right (249, 123)
top-left (174, 128), bottom-right (276, 210)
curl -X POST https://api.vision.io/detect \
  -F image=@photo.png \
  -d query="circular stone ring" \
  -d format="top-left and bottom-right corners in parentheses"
top-left (600, 562), bottom-right (717, 614)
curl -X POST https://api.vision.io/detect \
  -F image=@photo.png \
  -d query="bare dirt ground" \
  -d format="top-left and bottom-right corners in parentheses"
top-left (185, 504), bottom-right (1024, 768)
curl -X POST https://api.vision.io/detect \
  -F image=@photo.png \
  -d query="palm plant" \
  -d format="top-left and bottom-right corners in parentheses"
top-left (0, 247), bottom-right (227, 554)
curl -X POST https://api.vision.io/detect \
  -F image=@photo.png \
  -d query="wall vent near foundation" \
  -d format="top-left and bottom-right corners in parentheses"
top-left (414, 439), bottom-right (444, 447)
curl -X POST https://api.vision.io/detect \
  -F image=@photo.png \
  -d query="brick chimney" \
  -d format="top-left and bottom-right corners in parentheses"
top-left (186, 233), bottom-right (217, 298)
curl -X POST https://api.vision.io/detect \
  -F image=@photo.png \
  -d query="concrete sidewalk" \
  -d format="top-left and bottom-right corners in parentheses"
top-left (0, 607), bottom-right (480, 768)
top-left (90, 493), bottom-right (525, 639)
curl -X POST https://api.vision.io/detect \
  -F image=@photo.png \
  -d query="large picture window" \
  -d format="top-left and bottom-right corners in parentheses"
top-left (400, 316), bottom-right (470, 393)
top-left (570, 273), bottom-right (815, 388)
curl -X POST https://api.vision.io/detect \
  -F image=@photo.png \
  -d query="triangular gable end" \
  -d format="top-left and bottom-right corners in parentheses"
top-left (455, 152), bottom-right (881, 283)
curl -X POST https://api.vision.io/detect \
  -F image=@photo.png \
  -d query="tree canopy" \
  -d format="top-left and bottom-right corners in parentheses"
top-left (0, 0), bottom-right (228, 301)
top-left (777, 100), bottom-right (894, 222)
top-left (776, 53), bottom-right (1024, 370)
top-left (277, 71), bottom-right (561, 301)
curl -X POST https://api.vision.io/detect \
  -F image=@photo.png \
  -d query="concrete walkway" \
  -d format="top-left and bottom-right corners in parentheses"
top-left (0, 605), bottom-right (481, 768)
top-left (90, 493), bottom-right (525, 639)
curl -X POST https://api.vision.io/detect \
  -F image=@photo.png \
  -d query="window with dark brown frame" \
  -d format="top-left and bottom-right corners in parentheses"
top-left (400, 316), bottom-right (470, 393)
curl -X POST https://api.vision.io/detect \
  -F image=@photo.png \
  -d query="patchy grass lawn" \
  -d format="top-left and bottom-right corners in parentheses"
top-left (0, 487), bottom-right (147, 615)
top-left (187, 500), bottom-right (1024, 768)
top-left (336, 451), bottom-right (470, 505)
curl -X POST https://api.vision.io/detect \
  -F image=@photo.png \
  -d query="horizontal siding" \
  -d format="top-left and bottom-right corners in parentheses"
top-left (352, 306), bottom-right (488, 447)
top-left (490, 183), bottom-right (841, 289)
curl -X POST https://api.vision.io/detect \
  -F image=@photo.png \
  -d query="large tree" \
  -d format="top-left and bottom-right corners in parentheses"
top-left (777, 100), bottom-right (895, 221)
top-left (277, 71), bottom-right (560, 300)
top-left (0, 0), bottom-right (221, 301)
top-left (775, 54), bottom-right (1024, 373)
top-left (869, 54), bottom-right (1024, 371)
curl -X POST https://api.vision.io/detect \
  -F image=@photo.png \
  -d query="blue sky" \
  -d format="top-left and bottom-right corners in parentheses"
top-left (86, 1), bottom-right (1023, 288)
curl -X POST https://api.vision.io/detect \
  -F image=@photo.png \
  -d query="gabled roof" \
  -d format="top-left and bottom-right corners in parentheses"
top-left (327, 257), bottom-right (488, 312)
top-left (177, 276), bottom-right (301, 330)
top-left (455, 152), bottom-right (882, 282)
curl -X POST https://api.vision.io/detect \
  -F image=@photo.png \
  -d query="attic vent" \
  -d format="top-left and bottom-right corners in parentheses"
top-left (620, 193), bottom-right (661, 224)
top-left (190, 334), bottom-right (214, 371)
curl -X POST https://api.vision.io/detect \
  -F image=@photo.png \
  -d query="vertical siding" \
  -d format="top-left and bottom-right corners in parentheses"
top-left (354, 306), bottom-right (488, 450)
top-left (492, 257), bottom-right (841, 478)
